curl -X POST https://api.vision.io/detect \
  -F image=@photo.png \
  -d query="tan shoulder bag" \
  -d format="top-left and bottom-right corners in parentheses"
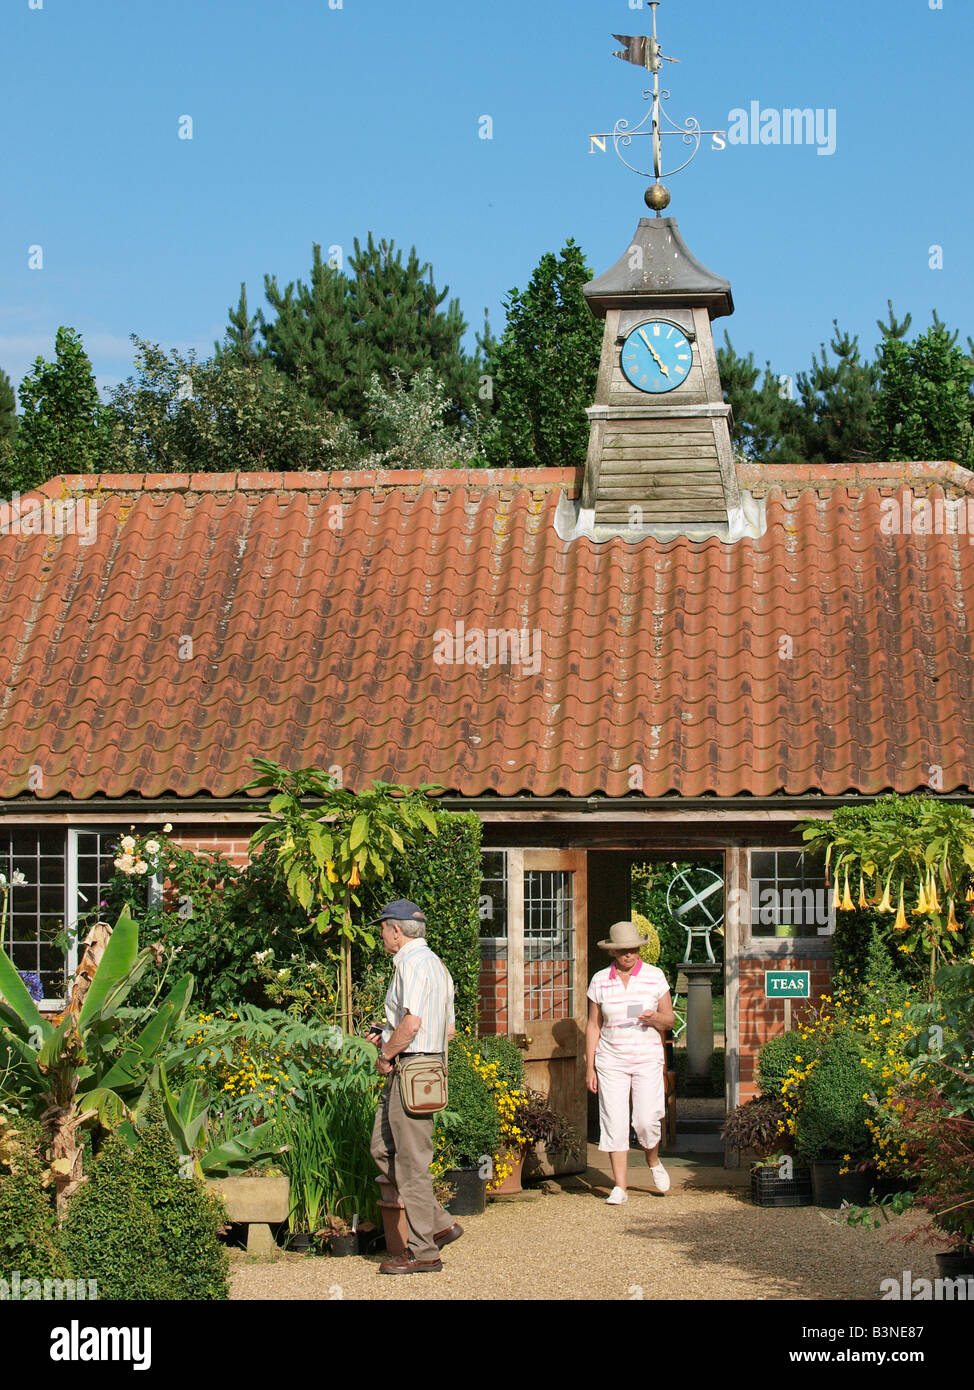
top-left (397, 1054), bottom-right (448, 1115)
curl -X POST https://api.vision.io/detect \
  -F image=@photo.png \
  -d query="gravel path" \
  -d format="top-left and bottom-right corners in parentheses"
top-left (230, 1167), bottom-right (937, 1302)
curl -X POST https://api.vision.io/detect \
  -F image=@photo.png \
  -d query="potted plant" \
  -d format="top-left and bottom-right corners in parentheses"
top-left (432, 1040), bottom-right (501, 1214)
top-left (518, 1089), bottom-right (584, 1183)
top-left (794, 1031), bottom-right (876, 1207)
top-left (722, 1093), bottom-right (811, 1206)
top-left (318, 1213), bottom-right (359, 1258)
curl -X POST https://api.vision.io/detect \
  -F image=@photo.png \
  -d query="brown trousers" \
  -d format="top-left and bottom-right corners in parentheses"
top-left (371, 1071), bottom-right (452, 1262)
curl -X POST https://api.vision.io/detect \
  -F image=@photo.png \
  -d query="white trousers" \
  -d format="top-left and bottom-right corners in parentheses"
top-left (595, 1053), bottom-right (666, 1152)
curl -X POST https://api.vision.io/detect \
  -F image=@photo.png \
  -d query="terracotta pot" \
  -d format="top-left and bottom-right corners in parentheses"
top-left (489, 1146), bottom-right (529, 1195)
top-left (376, 1178), bottom-right (408, 1256)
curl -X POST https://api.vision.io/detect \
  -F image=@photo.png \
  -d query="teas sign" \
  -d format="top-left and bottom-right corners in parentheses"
top-left (765, 970), bottom-right (810, 998)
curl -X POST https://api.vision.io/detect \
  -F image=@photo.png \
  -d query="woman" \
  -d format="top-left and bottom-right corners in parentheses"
top-left (586, 920), bottom-right (675, 1204)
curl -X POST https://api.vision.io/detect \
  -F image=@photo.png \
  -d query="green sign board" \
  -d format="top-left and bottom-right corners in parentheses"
top-left (765, 970), bottom-right (810, 998)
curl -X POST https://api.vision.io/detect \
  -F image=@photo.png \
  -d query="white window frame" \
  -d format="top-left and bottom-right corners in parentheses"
top-left (745, 846), bottom-right (835, 948)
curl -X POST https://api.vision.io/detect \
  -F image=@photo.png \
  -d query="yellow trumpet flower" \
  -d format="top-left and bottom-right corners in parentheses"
top-left (348, 862), bottom-right (361, 887)
top-left (857, 876), bottom-right (868, 910)
top-left (893, 883), bottom-right (908, 932)
top-left (965, 885), bottom-right (974, 904)
top-left (946, 898), bottom-right (962, 933)
top-left (840, 873), bottom-right (854, 912)
top-left (877, 875), bottom-right (894, 914)
top-left (926, 872), bottom-right (940, 914)
top-left (832, 878), bottom-right (841, 911)
top-left (914, 879), bottom-right (929, 915)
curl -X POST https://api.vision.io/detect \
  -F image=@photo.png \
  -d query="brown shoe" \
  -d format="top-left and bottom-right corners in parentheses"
top-left (433, 1222), bottom-right (463, 1249)
top-left (378, 1253), bottom-right (443, 1275)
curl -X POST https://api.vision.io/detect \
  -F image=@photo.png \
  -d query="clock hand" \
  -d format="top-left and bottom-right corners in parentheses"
top-left (638, 329), bottom-right (670, 376)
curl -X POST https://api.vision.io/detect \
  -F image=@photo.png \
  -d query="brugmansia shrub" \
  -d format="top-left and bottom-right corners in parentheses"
top-left (61, 1099), bottom-right (229, 1300)
top-left (0, 1113), bottom-right (69, 1283)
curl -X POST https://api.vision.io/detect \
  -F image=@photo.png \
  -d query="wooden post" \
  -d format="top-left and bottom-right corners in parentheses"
top-left (723, 845), bottom-right (748, 1124)
top-left (507, 849), bottom-right (525, 1038)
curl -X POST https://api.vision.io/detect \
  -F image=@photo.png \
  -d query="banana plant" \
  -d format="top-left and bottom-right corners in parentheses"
top-left (155, 1062), bottom-right (283, 1179)
top-left (0, 905), bottom-right (193, 1216)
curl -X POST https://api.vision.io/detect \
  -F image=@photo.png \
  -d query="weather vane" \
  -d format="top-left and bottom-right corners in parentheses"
top-left (589, 1), bottom-right (725, 216)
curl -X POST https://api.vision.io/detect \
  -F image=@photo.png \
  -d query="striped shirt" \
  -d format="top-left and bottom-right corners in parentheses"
top-left (383, 938), bottom-right (455, 1054)
top-left (587, 959), bottom-right (669, 1063)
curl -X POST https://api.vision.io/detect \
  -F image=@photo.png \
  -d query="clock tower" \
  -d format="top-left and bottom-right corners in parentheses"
top-left (577, 6), bottom-right (756, 541)
top-left (581, 216), bottom-right (744, 538)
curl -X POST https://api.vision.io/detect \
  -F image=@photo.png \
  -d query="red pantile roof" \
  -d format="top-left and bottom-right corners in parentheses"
top-left (1, 462), bottom-right (973, 801)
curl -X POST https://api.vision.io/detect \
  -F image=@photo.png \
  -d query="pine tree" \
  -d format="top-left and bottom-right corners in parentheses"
top-left (7, 327), bottom-right (112, 493)
top-left (718, 335), bottom-right (806, 462)
top-left (256, 235), bottom-right (480, 445)
top-left (793, 323), bottom-right (880, 464)
top-left (215, 283), bottom-right (260, 361)
top-left (482, 240), bottom-right (603, 468)
top-left (0, 365), bottom-right (17, 453)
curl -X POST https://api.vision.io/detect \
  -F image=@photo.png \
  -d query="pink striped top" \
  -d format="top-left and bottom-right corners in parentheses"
top-left (587, 959), bottom-right (669, 1062)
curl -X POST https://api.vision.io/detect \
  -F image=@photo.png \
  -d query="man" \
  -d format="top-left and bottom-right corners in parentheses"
top-left (368, 900), bottom-right (462, 1274)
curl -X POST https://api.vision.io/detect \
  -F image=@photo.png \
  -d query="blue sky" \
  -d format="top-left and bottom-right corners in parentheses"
top-left (2, 0), bottom-right (971, 400)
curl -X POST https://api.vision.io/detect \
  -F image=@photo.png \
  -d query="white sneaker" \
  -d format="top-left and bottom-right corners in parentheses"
top-left (605, 1186), bottom-right (628, 1204)
top-left (650, 1163), bottom-right (670, 1194)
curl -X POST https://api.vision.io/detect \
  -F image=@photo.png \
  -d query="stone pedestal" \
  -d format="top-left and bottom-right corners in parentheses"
top-left (205, 1174), bottom-right (290, 1254)
top-left (683, 962), bottom-right (721, 1079)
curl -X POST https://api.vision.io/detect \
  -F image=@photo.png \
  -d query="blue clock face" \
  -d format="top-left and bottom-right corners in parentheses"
top-left (620, 320), bottom-right (693, 394)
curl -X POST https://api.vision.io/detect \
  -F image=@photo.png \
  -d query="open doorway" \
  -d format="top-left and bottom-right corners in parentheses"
top-left (585, 852), bottom-right (726, 1147)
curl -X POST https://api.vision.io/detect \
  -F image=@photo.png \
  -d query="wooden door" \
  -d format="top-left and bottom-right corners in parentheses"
top-left (507, 849), bottom-right (588, 1174)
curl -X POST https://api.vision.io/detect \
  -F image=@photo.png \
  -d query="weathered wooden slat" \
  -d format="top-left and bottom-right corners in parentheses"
top-left (601, 416), bottom-right (714, 433)
top-left (597, 484), bottom-right (725, 498)
top-left (596, 503), bottom-right (726, 519)
top-left (598, 467), bottom-right (723, 480)
top-left (600, 450), bottom-right (722, 461)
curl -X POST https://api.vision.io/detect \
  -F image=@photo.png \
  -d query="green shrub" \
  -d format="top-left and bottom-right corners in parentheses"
top-left (0, 1114), bottom-right (69, 1283)
top-left (434, 1038), bottom-right (501, 1170)
top-left (62, 1098), bottom-right (229, 1300)
top-left (359, 810), bottom-right (483, 1030)
top-left (101, 835), bottom-right (311, 1013)
top-left (757, 1029), bottom-right (807, 1097)
top-left (632, 911), bottom-right (661, 965)
top-left (474, 1032), bottom-right (525, 1091)
top-left (794, 1030), bottom-right (872, 1163)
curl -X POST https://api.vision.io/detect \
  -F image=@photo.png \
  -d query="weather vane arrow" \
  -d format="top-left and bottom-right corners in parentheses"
top-left (590, 2), bottom-right (724, 215)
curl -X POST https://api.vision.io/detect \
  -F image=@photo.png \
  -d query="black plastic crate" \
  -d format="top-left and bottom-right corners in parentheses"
top-left (750, 1164), bottom-right (813, 1207)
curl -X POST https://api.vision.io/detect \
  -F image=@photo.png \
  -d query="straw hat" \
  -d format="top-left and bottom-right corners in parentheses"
top-left (597, 920), bottom-right (645, 951)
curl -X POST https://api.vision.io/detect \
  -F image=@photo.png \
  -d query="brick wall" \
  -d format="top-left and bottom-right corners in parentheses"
top-left (169, 829), bottom-right (257, 869)
top-left (479, 959), bottom-right (508, 1032)
top-left (478, 958), bottom-right (573, 1029)
top-left (737, 956), bottom-right (832, 1102)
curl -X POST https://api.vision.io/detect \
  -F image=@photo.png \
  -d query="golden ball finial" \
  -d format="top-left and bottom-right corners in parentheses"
top-left (645, 182), bottom-right (671, 212)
